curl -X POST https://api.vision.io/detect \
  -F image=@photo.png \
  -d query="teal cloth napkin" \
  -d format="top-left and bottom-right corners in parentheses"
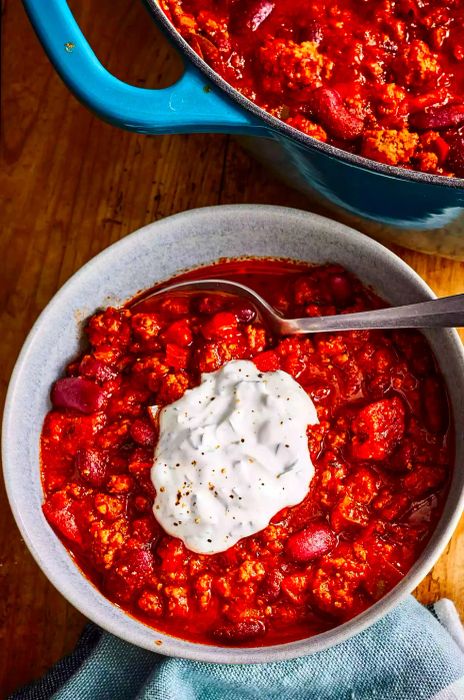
top-left (11, 596), bottom-right (464, 700)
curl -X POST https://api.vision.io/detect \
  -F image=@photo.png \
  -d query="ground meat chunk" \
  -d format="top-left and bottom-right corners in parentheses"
top-left (373, 83), bottom-right (407, 126)
top-left (311, 544), bottom-right (369, 616)
top-left (260, 39), bottom-right (333, 97)
top-left (397, 40), bottom-right (441, 88)
top-left (361, 128), bottom-right (419, 165)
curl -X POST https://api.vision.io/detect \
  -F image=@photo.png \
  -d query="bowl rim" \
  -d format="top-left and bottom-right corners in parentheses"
top-left (144, 0), bottom-right (464, 191)
top-left (3, 204), bottom-right (464, 663)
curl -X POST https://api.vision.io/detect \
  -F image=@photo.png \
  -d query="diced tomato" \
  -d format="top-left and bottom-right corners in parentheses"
top-left (331, 495), bottom-right (369, 532)
top-left (42, 411), bottom-right (105, 454)
top-left (42, 491), bottom-right (83, 545)
top-left (158, 296), bottom-right (190, 318)
top-left (372, 490), bottom-right (410, 520)
top-left (351, 396), bottom-right (405, 461)
top-left (252, 350), bottom-right (280, 372)
top-left (130, 516), bottom-right (161, 546)
top-left (162, 319), bottom-right (193, 347)
top-left (201, 312), bottom-right (238, 340)
top-left (283, 492), bottom-right (323, 530)
top-left (157, 537), bottom-right (189, 573)
top-left (164, 343), bottom-right (189, 369)
top-left (195, 294), bottom-right (225, 315)
top-left (363, 557), bottom-right (403, 600)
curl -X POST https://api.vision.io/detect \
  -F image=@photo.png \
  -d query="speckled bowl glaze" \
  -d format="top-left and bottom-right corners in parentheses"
top-left (3, 205), bottom-right (464, 663)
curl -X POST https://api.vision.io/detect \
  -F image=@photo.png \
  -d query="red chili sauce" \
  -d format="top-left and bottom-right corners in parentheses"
top-left (40, 260), bottom-right (452, 646)
top-left (160, 0), bottom-right (464, 176)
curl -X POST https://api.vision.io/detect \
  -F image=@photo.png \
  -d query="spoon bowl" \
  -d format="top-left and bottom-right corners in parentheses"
top-left (146, 279), bottom-right (464, 333)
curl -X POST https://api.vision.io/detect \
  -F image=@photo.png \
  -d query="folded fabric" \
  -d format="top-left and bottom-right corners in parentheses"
top-left (11, 596), bottom-right (464, 700)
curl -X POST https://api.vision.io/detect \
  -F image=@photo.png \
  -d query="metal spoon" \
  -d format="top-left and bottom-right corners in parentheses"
top-left (144, 279), bottom-right (464, 334)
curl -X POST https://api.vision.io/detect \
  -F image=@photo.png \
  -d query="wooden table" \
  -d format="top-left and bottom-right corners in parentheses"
top-left (2, 0), bottom-right (463, 694)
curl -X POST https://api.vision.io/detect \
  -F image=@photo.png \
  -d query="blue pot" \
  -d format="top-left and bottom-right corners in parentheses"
top-left (23, 0), bottom-right (464, 257)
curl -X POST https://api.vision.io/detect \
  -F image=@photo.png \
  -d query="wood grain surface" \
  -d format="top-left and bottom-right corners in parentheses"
top-left (1, 0), bottom-right (463, 695)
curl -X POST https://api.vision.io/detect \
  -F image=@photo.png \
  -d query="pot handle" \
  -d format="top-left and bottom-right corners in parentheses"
top-left (22, 0), bottom-right (266, 135)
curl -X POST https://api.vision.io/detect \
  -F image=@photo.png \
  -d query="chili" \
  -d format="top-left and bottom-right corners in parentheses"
top-left (40, 260), bottom-right (452, 646)
top-left (160, 0), bottom-right (464, 176)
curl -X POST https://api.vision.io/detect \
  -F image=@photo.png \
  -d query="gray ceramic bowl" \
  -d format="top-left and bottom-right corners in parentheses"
top-left (3, 205), bottom-right (464, 663)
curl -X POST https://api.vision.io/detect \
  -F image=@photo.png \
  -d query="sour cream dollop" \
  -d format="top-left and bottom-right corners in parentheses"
top-left (151, 359), bottom-right (318, 554)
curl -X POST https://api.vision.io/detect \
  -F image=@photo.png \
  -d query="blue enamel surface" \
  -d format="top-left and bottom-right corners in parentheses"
top-left (22, 0), bottom-right (265, 135)
top-left (22, 0), bottom-right (464, 233)
top-left (280, 137), bottom-right (464, 229)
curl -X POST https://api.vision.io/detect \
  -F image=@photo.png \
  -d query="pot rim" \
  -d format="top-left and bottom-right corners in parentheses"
top-left (144, 0), bottom-right (464, 191)
top-left (3, 205), bottom-right (464, 663)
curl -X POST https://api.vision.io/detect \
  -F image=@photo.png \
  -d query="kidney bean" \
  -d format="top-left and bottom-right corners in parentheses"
top-left (105, 549), bottom-right (155, 602)
top-left (75, 447), bottom-right (108, 487)
top-left (130, 418), bottom-right (156, 447)
top-left (230, 0), bottom-right (274, 33)
top-left (228, 299), bottom-right (257, 323)
top-left (123, 548), bottom-right (155, 576)
top-left (329, 272), bottom-right (354, 307)
top-left (212, 619), bottom-right (266, 643)
top-left (286, 522), bottom-right (336, 562)
top-left (51, 377), bottom-right (106, 414)
top-left (446, 133), bottom-right (464, 177)
top-left (410, 104), bottom-right (464, 131)
top-left (259, 570), bottom-right (283, 602)
top-left (310, 88), bottom-right (364, 141)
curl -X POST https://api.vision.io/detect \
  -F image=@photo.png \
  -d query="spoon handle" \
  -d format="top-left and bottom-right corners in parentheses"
top-left (287, 294), bottom-right (464, 334)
